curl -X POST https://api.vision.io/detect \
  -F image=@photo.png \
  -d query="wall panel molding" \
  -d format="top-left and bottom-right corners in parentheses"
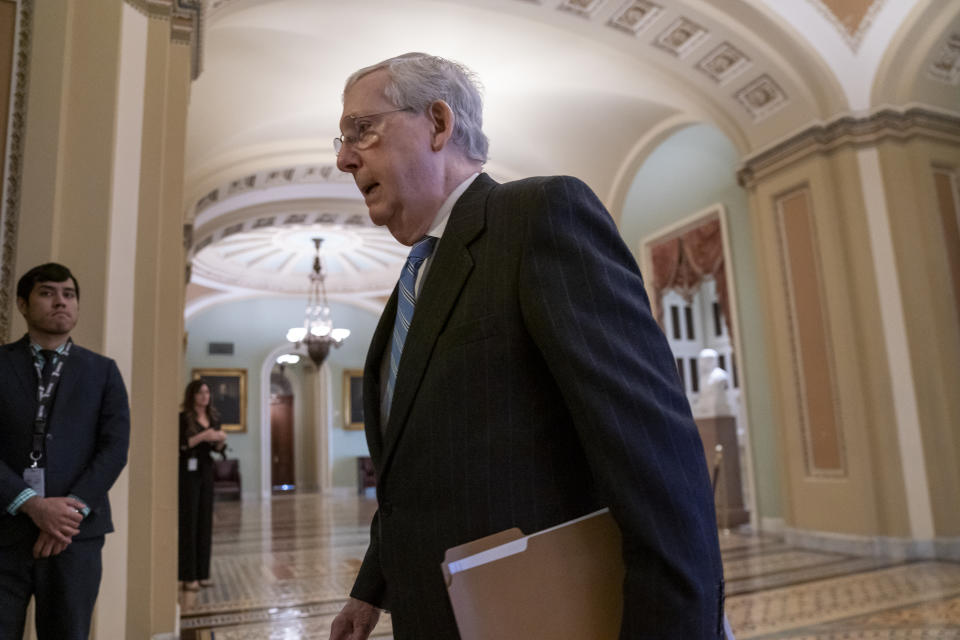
top-left (739, 106), bottom-right (960, 188)
top-left (932, 166), bottom-right (960, 326)
top-left (774, 186), bottom-right (847, 477)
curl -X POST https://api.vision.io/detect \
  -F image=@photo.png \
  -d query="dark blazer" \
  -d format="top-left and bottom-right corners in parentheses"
top-left (351, 174), bottom-right (725, 639)
top-left (0, 335), bottom-right (130, 546)
top-left (178, 411), bottom-right (224, 470)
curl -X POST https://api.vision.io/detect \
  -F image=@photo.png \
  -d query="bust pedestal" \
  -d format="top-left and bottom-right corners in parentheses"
top-left (694, 416), bottom-right (749, 528)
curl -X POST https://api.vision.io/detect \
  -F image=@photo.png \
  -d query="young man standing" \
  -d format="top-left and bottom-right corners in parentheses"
top-left (0, 263), bottom-right (130, 639)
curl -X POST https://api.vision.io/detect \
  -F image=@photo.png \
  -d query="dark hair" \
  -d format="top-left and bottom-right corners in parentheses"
top-left (182, 379), bottom-right (220, 421)
top-left (16, 263), bottom-right (80, 302)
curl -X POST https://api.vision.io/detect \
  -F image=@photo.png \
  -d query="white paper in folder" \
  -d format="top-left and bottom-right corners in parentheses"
top-left (445, 508), bottom-right (610, 575)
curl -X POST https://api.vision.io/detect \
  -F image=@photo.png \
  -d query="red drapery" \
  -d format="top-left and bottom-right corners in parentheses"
top-left (650, 217), bottom-right (732, 342)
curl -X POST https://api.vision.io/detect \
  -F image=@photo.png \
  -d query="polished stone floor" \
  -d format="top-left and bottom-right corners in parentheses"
top-left (179, 492), bottom-right (960, 639)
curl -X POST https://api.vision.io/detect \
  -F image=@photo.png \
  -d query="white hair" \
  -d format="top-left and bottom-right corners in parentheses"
top-left (344, 53), bottom-right (489, 163)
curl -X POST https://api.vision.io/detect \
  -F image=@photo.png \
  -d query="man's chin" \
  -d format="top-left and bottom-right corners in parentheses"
top-left (366, 207), bottom-right (417, 244)
top-left (41, 321), bottom-right (75, 335)
top-left (369, 210), bottom-right (410, 243)
top-left (366, 206), bottom-right (391, 228)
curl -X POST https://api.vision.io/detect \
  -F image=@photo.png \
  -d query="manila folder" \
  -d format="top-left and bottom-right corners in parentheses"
top-left (441, 509), bottom-right (624, 640)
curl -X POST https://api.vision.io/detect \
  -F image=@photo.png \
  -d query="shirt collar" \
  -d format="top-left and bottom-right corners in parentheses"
top-left (29, 338), bottom-right (71, 357)
top-left (425, 172), bottom-right (479, 240)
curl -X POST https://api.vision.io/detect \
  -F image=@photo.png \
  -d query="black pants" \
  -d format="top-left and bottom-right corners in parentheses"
top-left (178, 461), bottom-right (214, 581)
top-left (0, 535), bottom-right (104, 640)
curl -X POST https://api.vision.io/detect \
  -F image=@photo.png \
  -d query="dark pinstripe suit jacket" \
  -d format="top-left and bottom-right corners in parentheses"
top-left (352, 173), bottom-right (724, 639)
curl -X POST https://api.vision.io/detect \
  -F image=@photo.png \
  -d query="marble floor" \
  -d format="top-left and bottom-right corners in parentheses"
top-left (179, 492), bottom-right (960, 639)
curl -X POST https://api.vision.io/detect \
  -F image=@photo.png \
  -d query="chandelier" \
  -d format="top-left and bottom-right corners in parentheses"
top-left (285, 238), bottom-right (350, 366)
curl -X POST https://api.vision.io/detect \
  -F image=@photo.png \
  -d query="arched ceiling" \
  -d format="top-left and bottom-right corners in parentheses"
top-left (183, 0), bottom-right (954, 315)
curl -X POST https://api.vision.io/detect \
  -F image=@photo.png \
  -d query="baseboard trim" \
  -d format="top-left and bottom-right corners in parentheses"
top-left (759, 516), bottom-right (785, 534)
top-left (935, 537), bottom-right (960, 561)
top-left (784, 527), bottom-right (960, 560)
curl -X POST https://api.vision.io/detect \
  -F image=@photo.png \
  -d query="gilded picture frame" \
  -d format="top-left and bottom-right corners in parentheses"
top-left (343, 369), bottom-right (364, 430)
top-left (192, 367), bottom-right (247, 433)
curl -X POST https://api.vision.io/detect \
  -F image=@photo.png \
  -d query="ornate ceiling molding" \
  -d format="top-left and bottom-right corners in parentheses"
top-left (187, 179), bottom-right (400, 296)
top-left (124, 0), bottom-right (204, 79)
top-left (206, 0), bottom-right (234, 17)
top-left (192, 164), bottom-right (355, 218)
top-left (735, 75), bottom-right (788, 122)
top-left (737, 106), bottom-right (960, 188)
top-left (697, 42), bottom-right (752, 87)
top-left (653, 15), bottom-right (709, 59)
top-left (0, 0), bottom-right (33, 344)
top-left (805, 0), bottom-right (886, 52)
top-left (190, 234), bottom-right (404, 296)
top-left (928, 33), bottom-right (960, 86)
top-left (609, 1), bottom-right (662, 35)
top-left (539, 0), bottom-right (799, 123)
top-left (558, 0), bottom-right (606, 19)
top-left (202, 0), bottom-right (802, 128)
top-left (192, 204), bottom-right (376, 257)
top-left (189, 212), bottom-right (403, 296)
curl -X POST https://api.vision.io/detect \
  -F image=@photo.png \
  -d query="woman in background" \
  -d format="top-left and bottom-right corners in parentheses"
top-left (178, 379), bottom-right (227, 591)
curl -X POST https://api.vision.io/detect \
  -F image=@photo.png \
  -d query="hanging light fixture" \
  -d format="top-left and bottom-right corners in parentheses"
top-left (285, 238), bottom-right (350, 366)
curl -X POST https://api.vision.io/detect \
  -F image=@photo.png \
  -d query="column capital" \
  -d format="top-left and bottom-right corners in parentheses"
top-left (123, 0), bottom-right (203, 79)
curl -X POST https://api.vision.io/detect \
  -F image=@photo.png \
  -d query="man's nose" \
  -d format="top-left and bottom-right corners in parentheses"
top-left (336, 145), bottom-right (360, 173)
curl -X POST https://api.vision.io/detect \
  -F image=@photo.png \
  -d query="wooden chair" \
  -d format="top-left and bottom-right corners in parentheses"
top-left (213, 458), bottom-right (241, 501)
top-left (357, 456), bottom-right (377, 495)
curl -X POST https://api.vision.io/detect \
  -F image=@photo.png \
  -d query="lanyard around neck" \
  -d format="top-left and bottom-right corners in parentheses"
top-left (30, 341), bottom-right (73, 467)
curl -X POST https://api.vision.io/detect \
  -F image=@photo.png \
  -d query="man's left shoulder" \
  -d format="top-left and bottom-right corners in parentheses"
top-left (69, 343), bottom-right (117, 370)
top-left (498, 174), bottom-right (590, 196)
top-left (0, 341), bottom-right (16, 359)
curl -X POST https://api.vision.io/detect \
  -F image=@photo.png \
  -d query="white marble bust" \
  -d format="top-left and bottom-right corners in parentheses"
top-left (693, 348), bottom-right (733, 418)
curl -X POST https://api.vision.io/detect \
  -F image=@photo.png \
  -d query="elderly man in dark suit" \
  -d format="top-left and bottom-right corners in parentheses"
top-left (0, 263), bottom-right (130, 639)
top-left (329, 53), bottom-right (724, 640)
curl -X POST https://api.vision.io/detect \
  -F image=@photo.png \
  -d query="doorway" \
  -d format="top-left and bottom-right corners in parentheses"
top-left (642, 204), bottom-right (756, 529)
top-left (270, 369), bottom-right (296, 493)
top-left (260, 346), bottom-right (332, 498)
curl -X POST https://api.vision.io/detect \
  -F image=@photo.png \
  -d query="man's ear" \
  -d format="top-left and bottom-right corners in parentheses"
top-left (16, 297), bottom-right (27, 315)
top-left (427, 99), bottom-right (455, 151)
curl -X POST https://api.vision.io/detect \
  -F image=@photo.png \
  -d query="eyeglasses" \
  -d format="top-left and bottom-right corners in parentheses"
top-left (334, 107), bottom-right (411, 155)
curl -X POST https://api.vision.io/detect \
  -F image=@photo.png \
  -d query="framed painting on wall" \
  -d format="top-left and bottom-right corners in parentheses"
top-left (192, 367), bottom-right (247, 433)
top-left (343, 369), bottom-right (364, 430)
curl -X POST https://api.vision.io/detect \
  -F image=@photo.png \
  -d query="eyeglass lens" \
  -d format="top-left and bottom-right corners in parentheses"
top-left (334, 108), bottom-right (409, 155)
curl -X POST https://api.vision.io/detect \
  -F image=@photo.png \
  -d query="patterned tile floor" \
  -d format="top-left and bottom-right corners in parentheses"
top-left (179, 493), bottom-right (960, 639)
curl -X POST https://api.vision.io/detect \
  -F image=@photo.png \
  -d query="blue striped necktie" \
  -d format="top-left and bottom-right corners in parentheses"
top-left (384, 235), bottom-right (438, 419)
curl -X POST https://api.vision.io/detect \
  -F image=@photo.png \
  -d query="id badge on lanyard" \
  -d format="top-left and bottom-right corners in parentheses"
top-left (23, 467), bottom-right (45, 497)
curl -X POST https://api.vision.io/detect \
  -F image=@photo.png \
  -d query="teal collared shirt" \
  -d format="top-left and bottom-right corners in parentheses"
top-left (29, 339), bottom-right (69, 372)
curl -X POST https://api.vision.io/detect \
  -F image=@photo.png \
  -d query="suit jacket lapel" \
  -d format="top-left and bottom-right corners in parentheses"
top-left (5, 336), bottom-right (37, 406)
top-left (50, 345), bottom-right (81, 432)
top-left (379, 174), bottom-right (496, 477)
top-left (362, 291), bottom-right (398, 461)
